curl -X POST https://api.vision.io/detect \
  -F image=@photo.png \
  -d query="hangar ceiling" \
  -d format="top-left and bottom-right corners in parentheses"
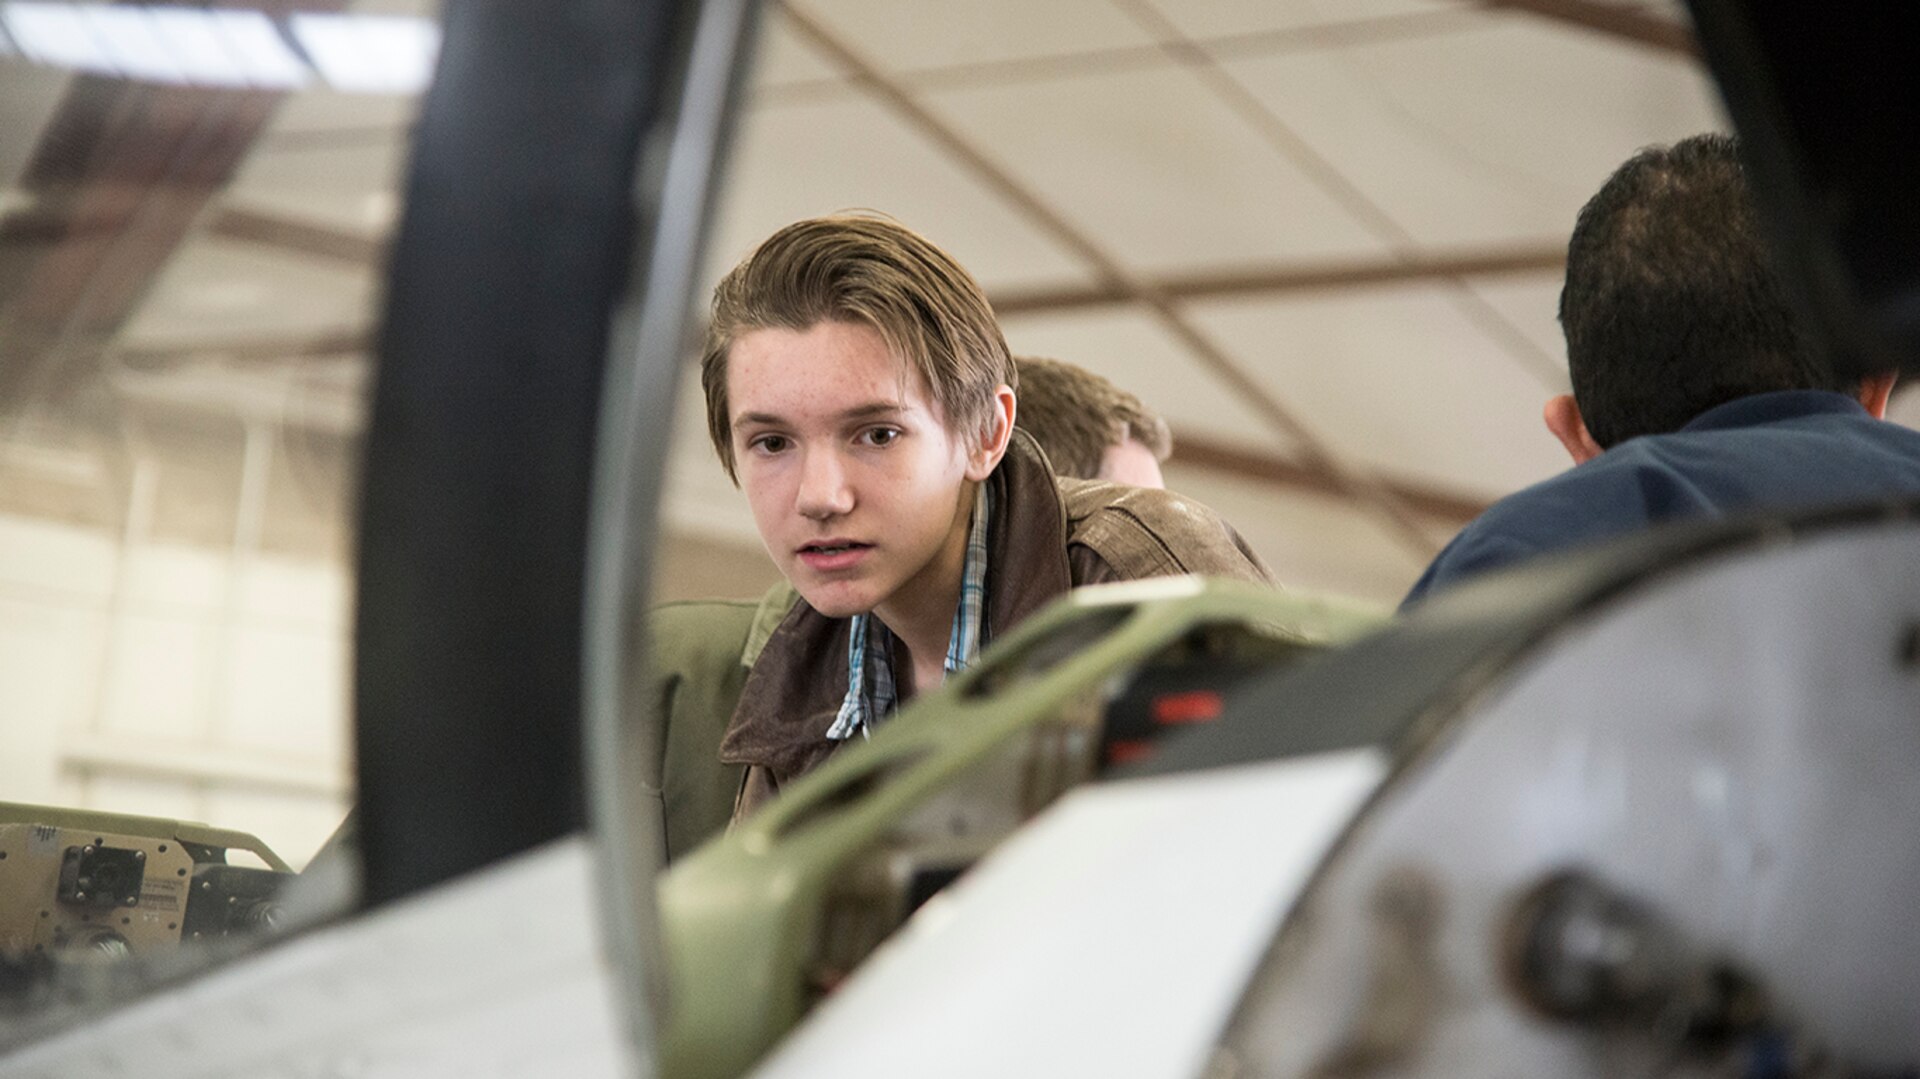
top-left (2, 0), bottom-right (1908, 605)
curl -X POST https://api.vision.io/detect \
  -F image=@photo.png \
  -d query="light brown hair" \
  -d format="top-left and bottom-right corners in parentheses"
top-left (700, 214), bottom-right (1015, 481)
top-left (1012, 355), bottom-right (1172, 479)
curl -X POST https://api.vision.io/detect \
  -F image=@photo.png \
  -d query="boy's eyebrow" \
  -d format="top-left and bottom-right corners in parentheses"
top-left (839, 401), bottom-right (909, 421)
top-left (733, 400), bottom-right (909, 428)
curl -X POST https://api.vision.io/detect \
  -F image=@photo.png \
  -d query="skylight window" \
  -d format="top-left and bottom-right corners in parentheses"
top-left (0, 4), bottom-right (440, 94)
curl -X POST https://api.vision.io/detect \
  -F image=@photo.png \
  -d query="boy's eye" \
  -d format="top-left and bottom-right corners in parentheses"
top-left (747, 434), bottom-right (790, 455)
top-left (861, 427), bottom-right (901, 447)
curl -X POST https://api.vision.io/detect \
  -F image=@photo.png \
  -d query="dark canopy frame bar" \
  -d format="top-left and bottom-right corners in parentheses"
top-left (1684, 1), bottom-right (1920, 381)
top-left (353, 0), bottom-right (760, 1050)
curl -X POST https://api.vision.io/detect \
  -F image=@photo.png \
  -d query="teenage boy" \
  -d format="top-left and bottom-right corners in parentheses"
top-left (649, 351), bottom-right (1196, 859)
top-left (696, 214), bottom-right (1271, 818)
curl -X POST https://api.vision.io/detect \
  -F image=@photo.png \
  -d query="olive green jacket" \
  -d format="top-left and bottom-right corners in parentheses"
top-left (643, 581), bottom-right (798, 861)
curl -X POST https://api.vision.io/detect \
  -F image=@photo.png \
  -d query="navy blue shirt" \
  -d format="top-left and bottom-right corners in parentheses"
top-left (1403, 390), bottom-right (1920, 606)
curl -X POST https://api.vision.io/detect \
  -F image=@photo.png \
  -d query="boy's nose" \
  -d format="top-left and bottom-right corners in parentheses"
top-left (796, 449), bottom-right (854, 520)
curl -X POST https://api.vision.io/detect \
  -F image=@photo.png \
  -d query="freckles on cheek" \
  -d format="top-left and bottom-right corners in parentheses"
top-left (736, 469), bottom-right (771, 512)
top-left (744, 470), bottom-right (779, 505)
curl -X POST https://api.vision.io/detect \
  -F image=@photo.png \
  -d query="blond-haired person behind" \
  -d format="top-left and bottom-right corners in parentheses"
top-left (1012, 355), bottom-right (1171, 489)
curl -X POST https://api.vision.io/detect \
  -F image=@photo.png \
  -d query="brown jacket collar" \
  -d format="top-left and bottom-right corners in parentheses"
top-left (716, 430), bottom-right (1071, 777)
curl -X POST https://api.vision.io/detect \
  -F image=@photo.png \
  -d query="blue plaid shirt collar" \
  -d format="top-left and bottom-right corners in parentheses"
top-left (826, 483), bottom-right (992, 741)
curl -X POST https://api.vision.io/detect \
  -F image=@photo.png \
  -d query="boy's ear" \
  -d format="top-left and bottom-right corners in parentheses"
top-left (965, 384), bottom-right (1017, 481)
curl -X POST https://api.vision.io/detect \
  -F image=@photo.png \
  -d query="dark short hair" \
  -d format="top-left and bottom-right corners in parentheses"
top-left (1012, 355), bottom-right (1171, 479)
top-left (700, 214), bottom-right (1014, 483)
top-left (1558, 133), bottom-right (1845, 448)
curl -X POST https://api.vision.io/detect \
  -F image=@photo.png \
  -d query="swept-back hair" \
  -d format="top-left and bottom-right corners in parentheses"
top-left (700, 213), bottom-right (1014, 481)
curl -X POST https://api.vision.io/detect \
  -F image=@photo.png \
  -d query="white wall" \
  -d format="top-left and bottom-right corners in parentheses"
top-left (0, 514), bottom-right (352, 869)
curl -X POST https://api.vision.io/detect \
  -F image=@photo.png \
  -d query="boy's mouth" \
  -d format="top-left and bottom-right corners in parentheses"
top-left (797, 540), bottom-right (873, 571)
top-left (798, 538), bottom-right (869, 554)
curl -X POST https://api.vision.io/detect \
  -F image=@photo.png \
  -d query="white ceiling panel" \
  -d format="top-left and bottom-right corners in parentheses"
top-left (1160, 463), bottom-right (1430, 607)
top-left (120, 238), bottom-right (376, 347)
top-left (226, 136), bottom-right (409, 234)
top-left (350, 0), bottom-right (439, 15)
top-left (1000, 306), bottom-right (1302, 456)
top-left (1460, 271), bottom-right (1569, 385)
top-left (705, 95), bottom-right (1098, 293)
top-left (750, 8), bottom-right (847, 88)
top-left (789, 0), bottom-right (1155, 73)
top-left (923, 65), bottom-right (1392, 274)
top-left (223, 64), bottom-right (424, 234)
top-left (256, 84), bottom-right (421, 135)
top-left (1139, 0), bottom-right (1464, 42)
top-left (1186, 282), bottom-right (1570, 496)
top-left (1220, 16), bottom-right (1726, 250)
top-left (1362, 17), bottom-right (1728, 184)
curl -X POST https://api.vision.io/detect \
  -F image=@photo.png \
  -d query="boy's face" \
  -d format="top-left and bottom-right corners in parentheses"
top-left (727, 320), bottom-right (993, 621)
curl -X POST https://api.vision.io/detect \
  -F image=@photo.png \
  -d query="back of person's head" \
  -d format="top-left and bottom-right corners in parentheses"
top-left (700, 213), bottom-right (1015, 481)
top-left (1559, 133), bottom-right (1846, 448)
top-left (1012, 355), bottom-right (1171, 480)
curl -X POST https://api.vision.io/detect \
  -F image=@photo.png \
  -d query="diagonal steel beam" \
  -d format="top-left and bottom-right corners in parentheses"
top-left (0, 201), bottom-right (389, 270)
top-left (1481, 0), bottom-right (1698, 57)
top-left (993, 245), bottom-right (1564, 316)
top-left (205, 205), bottom-right (385, 267)
top-left (111, 326), bottom-right (374, 369)
top-left (103, 239), bottom-right (1562, 368)
top-left (763, 6), bottom-right (1490, 104)
top-left (1170, 432), bottom-right (1488, 525)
